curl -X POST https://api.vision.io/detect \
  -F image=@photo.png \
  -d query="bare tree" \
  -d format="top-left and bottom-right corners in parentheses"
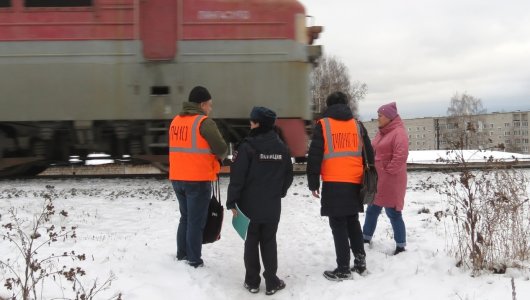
top-left (447, 92), bottom-right (486, 117)
top-left (310, 55), bottom-right (367, 115)
top-left (442, 92), bottom-right (489, 150)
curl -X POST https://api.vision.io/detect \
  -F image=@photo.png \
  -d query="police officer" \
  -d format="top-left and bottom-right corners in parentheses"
top-left (307, 91), bottom-right (374, 281)
top-left (227, 106), bottom-right (293, 295)
top-left (170, 86), bottom-right (228, 268)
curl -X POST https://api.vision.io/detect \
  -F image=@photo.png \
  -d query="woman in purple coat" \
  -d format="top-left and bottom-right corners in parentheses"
top-left (362, 102), bottom-right (409, 255)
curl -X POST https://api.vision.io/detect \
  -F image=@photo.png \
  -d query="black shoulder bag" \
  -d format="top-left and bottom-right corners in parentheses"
top-left (202, 179), bottom-right (224, 244)
top-left (360, 128), bottom-right (378, 205)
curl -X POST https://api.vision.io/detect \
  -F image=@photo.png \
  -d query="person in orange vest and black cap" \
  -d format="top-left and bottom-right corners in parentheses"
top-left (306, 91), bottom-right (374, 281)
top-left (170, 86), bottom-right (228, 268)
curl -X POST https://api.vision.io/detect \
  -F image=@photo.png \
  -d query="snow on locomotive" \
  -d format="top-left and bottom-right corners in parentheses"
top-left (0, 0), bottom-right (322, 175)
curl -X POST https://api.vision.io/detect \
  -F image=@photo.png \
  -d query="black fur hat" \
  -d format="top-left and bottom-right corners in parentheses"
top-left (188, 86), bottom-right (211, 103)
top-left (326, 91), bottom-right (349, 107)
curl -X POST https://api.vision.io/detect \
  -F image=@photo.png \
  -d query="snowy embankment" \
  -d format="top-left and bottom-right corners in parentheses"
top-left (407, 150), bottom-right (530, 164)
top-left (1, 172), bottom-right (530, 300)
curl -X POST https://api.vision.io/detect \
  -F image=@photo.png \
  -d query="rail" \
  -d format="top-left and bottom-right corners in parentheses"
top-left (32, 159), bottom-right (530, 178)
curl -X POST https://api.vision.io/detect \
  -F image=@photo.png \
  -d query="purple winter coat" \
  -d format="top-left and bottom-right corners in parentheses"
top-left (372, 116), bottom-right (409, 211)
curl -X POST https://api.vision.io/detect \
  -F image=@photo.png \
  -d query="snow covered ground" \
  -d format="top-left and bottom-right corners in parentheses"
top-left (407, 150), bottom-right (530, 164)
top-left (1, 171), bottom-right (530, 300)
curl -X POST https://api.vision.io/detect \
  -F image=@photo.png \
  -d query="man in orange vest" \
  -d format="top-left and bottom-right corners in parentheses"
top-left (170, 86), bottom-right (228, 268)
top-left (307, 91), bottom-right (374, 281)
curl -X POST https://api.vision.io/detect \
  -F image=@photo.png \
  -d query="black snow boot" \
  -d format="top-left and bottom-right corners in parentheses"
top-left (244, 282), bottom-right (259, 294)
top-left (323, 268), bottom-right (352, 281)
top-left (265, 280), bottom-right (285, 296)
top-left (394, 246), bottom-right (406, 255)
top-left (351, 253), bottom-right (366, 274)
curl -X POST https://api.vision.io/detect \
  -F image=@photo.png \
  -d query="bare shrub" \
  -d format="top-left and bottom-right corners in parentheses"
top-left (421, 150), bottom-right (530, 274)
top-left (0, 185), bottom-right (121, 300)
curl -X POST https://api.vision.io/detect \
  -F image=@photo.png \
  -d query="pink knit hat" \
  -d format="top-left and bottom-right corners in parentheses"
top-left (378, 102), bottom-right (398, 120)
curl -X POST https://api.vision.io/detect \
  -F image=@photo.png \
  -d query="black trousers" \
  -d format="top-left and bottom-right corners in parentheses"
top-left (329, 214), bottom-right (365, 271)
top-left (244, 222), bottom-right (281, 289)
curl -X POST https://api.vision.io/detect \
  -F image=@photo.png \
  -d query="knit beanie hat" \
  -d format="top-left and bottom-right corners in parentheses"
top-left (326, 91), bottom-right (349, 107)
top-left (250, 106), bottom-right (277, 128)
top-left (378, 102), bottom-right (398, 120)
top-left (188, 86), bottom-right (211, 103)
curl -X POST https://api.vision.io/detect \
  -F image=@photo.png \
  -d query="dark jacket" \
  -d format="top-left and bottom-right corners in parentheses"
top-left (179, 102), bottom-right (228, 160)
top-left (227, 127), bottom-right (294, 223)
top-left (306, 103), bottom-right (374, 216)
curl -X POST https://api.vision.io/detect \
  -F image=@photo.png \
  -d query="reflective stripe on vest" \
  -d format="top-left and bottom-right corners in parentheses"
top-left (320, 117), bottom-right (363, 184)
top-left (322, 118), bottom-right (362, 158)
top-left (168, 115), bottom-right (219, 181)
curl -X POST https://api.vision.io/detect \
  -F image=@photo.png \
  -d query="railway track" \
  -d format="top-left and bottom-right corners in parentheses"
top-left (0, 153), bottom-right (307, 178)
top-left (4, 158), bottom-right (530, 178)
top-left (33, 162), bottom-right (308, 178)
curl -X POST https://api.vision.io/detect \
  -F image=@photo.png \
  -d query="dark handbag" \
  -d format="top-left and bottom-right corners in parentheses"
top-left (360, 165), bottom-right (378, 205)
top-left (360, 131), bottom-right (378, 205)
top-left (202, 179), bottom-right (224, 244)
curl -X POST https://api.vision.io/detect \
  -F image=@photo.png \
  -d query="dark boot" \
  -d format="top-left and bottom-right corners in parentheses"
top-left (187, 261), bottom-right (204, 268)
top-left (265, 280), bottom-right (285, 295)
top-left (394, 246), bottom-right (406, 255)
top-left (351, 253), bottom-right (366, 274)
top-left (323, 268), bottom-right (352, 281)
top-left (244, 282), bottom-right (259, 294)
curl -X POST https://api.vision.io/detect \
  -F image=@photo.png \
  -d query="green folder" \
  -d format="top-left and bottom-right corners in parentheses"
top-left (232, 204), bottom-right (250, 240)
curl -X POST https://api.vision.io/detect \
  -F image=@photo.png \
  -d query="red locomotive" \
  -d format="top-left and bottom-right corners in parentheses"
top-left (0, 0), bottom-right (321, 175)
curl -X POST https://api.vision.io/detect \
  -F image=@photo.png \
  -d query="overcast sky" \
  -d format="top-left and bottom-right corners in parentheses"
top-left (300, 0), bottom-right (530, 120)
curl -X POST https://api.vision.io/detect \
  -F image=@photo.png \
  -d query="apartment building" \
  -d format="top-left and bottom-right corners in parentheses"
top-left (361, 110), bottom-right (530, 154)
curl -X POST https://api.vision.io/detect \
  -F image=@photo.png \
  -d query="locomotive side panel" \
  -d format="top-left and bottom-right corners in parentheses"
top-left (0, 41), bottom-right (311, 121)
top-left (0, 41), bottom-right (149, 121)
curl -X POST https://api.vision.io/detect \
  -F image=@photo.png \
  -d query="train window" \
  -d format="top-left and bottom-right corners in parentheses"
top-left (25, 0), bottom-right (92, 7)
top-left (0, 0), bottom-right (11, 8)
top-left (151, 86), bottom-right (170, 95)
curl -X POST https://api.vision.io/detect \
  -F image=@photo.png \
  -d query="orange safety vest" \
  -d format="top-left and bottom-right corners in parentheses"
top-left (319, 117), bottom-right (363, 183)
top-left (168, 115), bottom-right (220, 181)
